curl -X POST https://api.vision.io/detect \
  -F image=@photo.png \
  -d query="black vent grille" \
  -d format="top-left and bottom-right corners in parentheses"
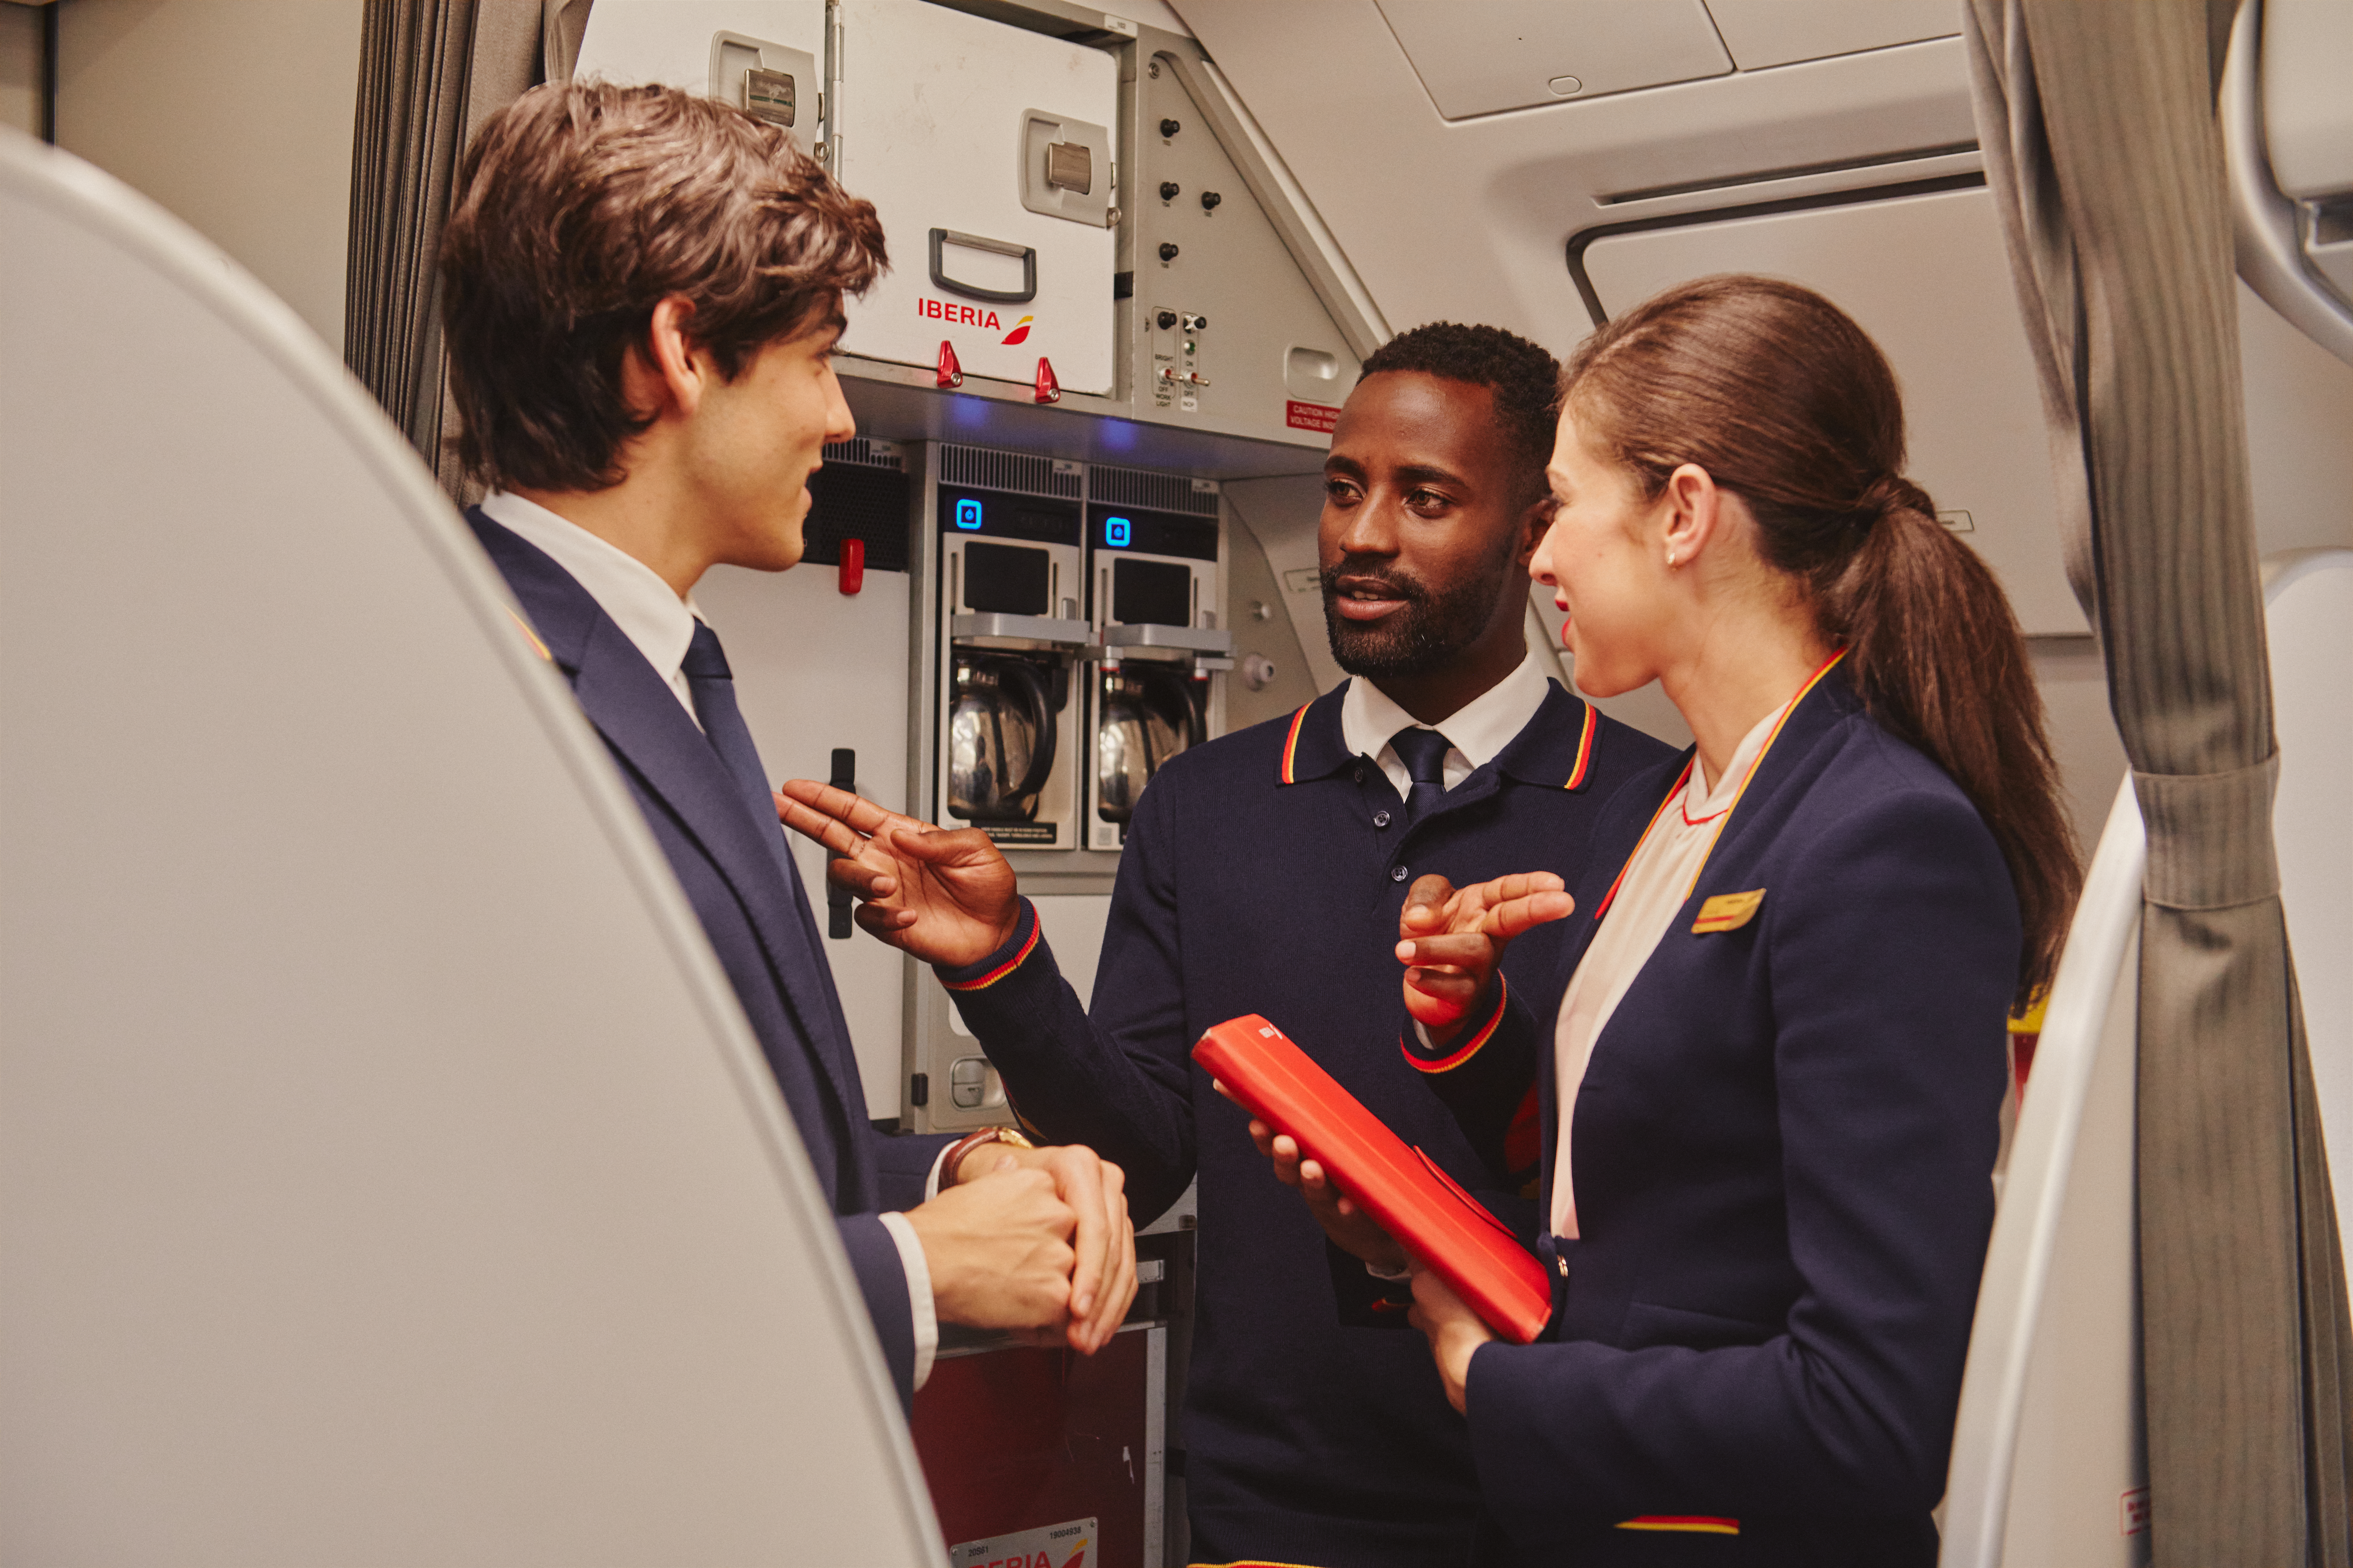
top-left (822, 437), bottom-right (906, 471)
top-left (1088, 463), bottom-right (1221, 517)
top-left (803, 462), bottom-right (911, 572)
top-left (938, 443), bottom-right (1083, 499)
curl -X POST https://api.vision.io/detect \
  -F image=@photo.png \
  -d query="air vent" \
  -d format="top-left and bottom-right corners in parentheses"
top-left (1087, 463), bottom-right (1221, 517)
top-left (804, 460), bottom-right (911, 573)
top-left (822, 437), bottom-right (905, 470)
top-left (1600, 142), bottom-right (1978, 206)
top-left (937, 444), bottom-right (1083, 499)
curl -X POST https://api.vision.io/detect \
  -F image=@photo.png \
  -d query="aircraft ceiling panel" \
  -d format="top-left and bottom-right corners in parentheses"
top-left (1372, 0), bottom-right (1731, 119)
top-left (1167, 0), bottom-right (1975, 359)
top-left (1702, 0), bottom-right (1960, 73)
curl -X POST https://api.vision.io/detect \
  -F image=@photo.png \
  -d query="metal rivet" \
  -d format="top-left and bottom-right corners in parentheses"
top-left (1373, 810), bottom-right (1391, 828)
top-left (1391, 865), bottom-right (1408, 882)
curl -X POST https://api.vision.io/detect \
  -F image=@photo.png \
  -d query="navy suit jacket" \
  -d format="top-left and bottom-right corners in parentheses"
top-left (468, 510), bottom-right (950, 1409)
top-left (1413, 672), bottom-right (2015, 1567)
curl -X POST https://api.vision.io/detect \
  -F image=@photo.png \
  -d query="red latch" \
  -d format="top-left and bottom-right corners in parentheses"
top-left (1033, 356), bottom-right (1061, 404)
top-left (837, 536), bottom-right (865, 596)
top-left (935, 340), bottom-right (964, 389)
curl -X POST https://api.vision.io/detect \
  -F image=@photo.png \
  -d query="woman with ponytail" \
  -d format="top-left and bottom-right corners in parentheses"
top-left (1247, 274), bottom-right (2080, 1565)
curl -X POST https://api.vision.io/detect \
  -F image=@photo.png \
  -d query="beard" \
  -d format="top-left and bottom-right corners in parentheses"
top-left (1320, 543), bottom-right (1521, 679)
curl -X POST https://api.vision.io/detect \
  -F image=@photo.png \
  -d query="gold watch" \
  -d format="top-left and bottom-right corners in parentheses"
top-left (945, 1124), bottom-right (1034, 1184)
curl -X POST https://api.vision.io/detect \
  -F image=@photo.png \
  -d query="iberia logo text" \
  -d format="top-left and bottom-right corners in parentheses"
top-left (919, 296), bottom-right (1037, 346)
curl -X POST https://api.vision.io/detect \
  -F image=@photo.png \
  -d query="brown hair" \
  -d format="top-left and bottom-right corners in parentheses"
top-left (439, 80), bottom-right (887, 492)
top-left (1564, 274), bottom-right (2080, 1003)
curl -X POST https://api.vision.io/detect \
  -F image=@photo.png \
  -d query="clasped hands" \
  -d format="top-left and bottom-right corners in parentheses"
top-left (773, 778), bottom-right (1136, 1355)
top-left (1227, 869), bottom-right (1574, 1413)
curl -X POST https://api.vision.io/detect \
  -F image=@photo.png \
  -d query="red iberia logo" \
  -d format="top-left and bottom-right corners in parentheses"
top-left (915, 297), bottom-right (1044, 344)
top-left (919, 297), bottom-right (1002, 330)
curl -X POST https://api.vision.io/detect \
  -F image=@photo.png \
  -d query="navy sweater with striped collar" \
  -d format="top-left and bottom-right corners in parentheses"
top-left (938, 679), bottom-right (1673, 1568)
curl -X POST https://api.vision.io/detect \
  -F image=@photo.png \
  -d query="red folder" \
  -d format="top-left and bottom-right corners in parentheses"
top-left (1194, 1014), bottom-right (1553, 1344)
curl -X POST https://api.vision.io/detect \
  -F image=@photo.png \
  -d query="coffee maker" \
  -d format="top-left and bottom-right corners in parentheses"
top-left (1083, 465), bottom-right (1230, 851)
top-left (930, 447), bottom-right (1091, 852)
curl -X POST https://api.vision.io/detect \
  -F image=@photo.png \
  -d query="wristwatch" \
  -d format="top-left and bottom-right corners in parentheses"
top-left (943, 1124), bottom-right (1036, 1184)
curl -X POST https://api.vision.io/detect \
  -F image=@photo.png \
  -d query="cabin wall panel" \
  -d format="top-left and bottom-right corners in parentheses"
top-left (0, 4), bottom-right (39, 138)
top-left (52, 0), bottom-right (362, 354)
top-left (2240, 280), bottom-right (2353, 557)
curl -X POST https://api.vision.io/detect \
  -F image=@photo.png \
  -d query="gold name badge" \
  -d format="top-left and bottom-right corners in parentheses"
top-left (1692, 888), bottom-right (1766, 934)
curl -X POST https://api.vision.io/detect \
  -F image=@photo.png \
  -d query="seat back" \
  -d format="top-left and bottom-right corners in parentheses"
top-left (0, 131), bottom-right (941, 1566)
top-left (1942, 549), bottom-right (2351, 1564)
top-left (1940, 778), bottom-right (2151, 1567)
top-left (2265, 549), bottom-right (2353, 1221)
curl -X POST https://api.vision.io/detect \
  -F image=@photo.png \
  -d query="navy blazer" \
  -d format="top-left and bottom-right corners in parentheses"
top-left (1412, 671), bottom-right (2015, 1567)
top-left (938, 681), bottom-right (1675, 1567)
top-left (468, 510), bottom-right (949, 1409)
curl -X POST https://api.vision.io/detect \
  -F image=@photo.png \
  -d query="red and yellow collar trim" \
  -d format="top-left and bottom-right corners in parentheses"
top-left (1277, 702), bottom-right (1313, 784)
top-left (1592, 648), bottom-right (1846, 921)
top-left (1562, 700), bottom-right (1598, 791)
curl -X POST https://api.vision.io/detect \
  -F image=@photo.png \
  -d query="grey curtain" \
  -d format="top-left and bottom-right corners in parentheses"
top-left (344, 0), bottom-right (592, 502)
top-left (1965, 1), bottom-right (2352, 1562)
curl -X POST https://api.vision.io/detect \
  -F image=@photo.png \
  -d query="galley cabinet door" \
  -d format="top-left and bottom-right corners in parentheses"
top-left (839, 0), bottom-right (1118, 394)
top-left (573, 0), bottom-right (826, 155)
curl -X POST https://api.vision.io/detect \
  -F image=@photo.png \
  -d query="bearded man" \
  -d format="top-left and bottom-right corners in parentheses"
top-left (783, 323), bottom-right (1674, 1567)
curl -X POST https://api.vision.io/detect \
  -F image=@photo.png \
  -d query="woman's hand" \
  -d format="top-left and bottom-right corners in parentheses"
top-left (1408, 1266), bottom-right (1497, 1415)
top-left (775, 780), bottom-right (1019, 968)
top-left (1214, 1079), bottom-right (1409, 1274)
top-left (1398, 872), bottom-right (1576, 1046)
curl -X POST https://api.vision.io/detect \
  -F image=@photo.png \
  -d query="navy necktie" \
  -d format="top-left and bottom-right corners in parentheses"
top-left (681, 619), bottom-right (792, 864)
top-left (1390, 726), bottom-right (1453, 824)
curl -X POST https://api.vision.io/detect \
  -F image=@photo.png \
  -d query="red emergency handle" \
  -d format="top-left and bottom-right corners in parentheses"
top-left (837, 537), bottom-right (864, 596)
top-left (1033, 356), bottom-right (1061, 404)
top-left (935, 340), bottom-right (964, 388)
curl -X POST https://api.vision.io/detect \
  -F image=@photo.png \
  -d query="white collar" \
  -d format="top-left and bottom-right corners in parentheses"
top-left (1340, 649), bottom-right (1555, 773)
top-left (479, 490), bottom-right (704, 706)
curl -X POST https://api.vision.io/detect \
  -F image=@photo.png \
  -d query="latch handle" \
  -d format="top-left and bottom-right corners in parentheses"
top-left (929, 228), bottom-right (1038, 304)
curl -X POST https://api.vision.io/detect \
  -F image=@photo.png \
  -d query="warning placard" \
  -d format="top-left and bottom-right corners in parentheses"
top-left (1285, 399), bottom-right (1340, 433)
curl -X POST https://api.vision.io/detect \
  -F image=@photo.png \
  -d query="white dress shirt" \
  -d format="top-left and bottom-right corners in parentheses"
top-left (480, 489), bottom-right (944, 1386)
top-left (1547, 702), bottom-right (1781, 1239)
top-left (1339, 649), bottom-right (1556, 799)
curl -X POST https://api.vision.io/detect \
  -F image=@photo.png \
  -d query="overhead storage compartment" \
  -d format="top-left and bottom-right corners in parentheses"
top-left (837, 0), bottom-right (1120, 395)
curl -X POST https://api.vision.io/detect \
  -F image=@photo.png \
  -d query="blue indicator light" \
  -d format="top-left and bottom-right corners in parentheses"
top-left (1105, 516), bottom-right (1132, 547)
top-left (954, 498), bottom-right (983, 531)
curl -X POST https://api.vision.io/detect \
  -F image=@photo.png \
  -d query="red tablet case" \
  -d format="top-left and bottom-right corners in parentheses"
top-left (1194, 1014), bottom-right (1553, 1344)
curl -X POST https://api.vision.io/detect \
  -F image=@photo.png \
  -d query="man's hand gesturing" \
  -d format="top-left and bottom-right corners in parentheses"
top-left (776, 780), bottom-right (1020, 969)
top-left (1396, 871), bottom-right (1575, 1048)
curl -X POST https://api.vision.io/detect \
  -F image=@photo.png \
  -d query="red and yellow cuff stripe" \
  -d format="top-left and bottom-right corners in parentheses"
top-left (1618, 1516), bottom-right (1739, 1535)
top-left (941, 903), bottom-right (1040, 992)
top-left (1402, 974), bottom-right (1507, 1074)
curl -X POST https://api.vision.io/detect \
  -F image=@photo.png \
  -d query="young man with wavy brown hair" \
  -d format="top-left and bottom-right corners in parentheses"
top-left (438, 80), bottom-right (1135, 1411)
